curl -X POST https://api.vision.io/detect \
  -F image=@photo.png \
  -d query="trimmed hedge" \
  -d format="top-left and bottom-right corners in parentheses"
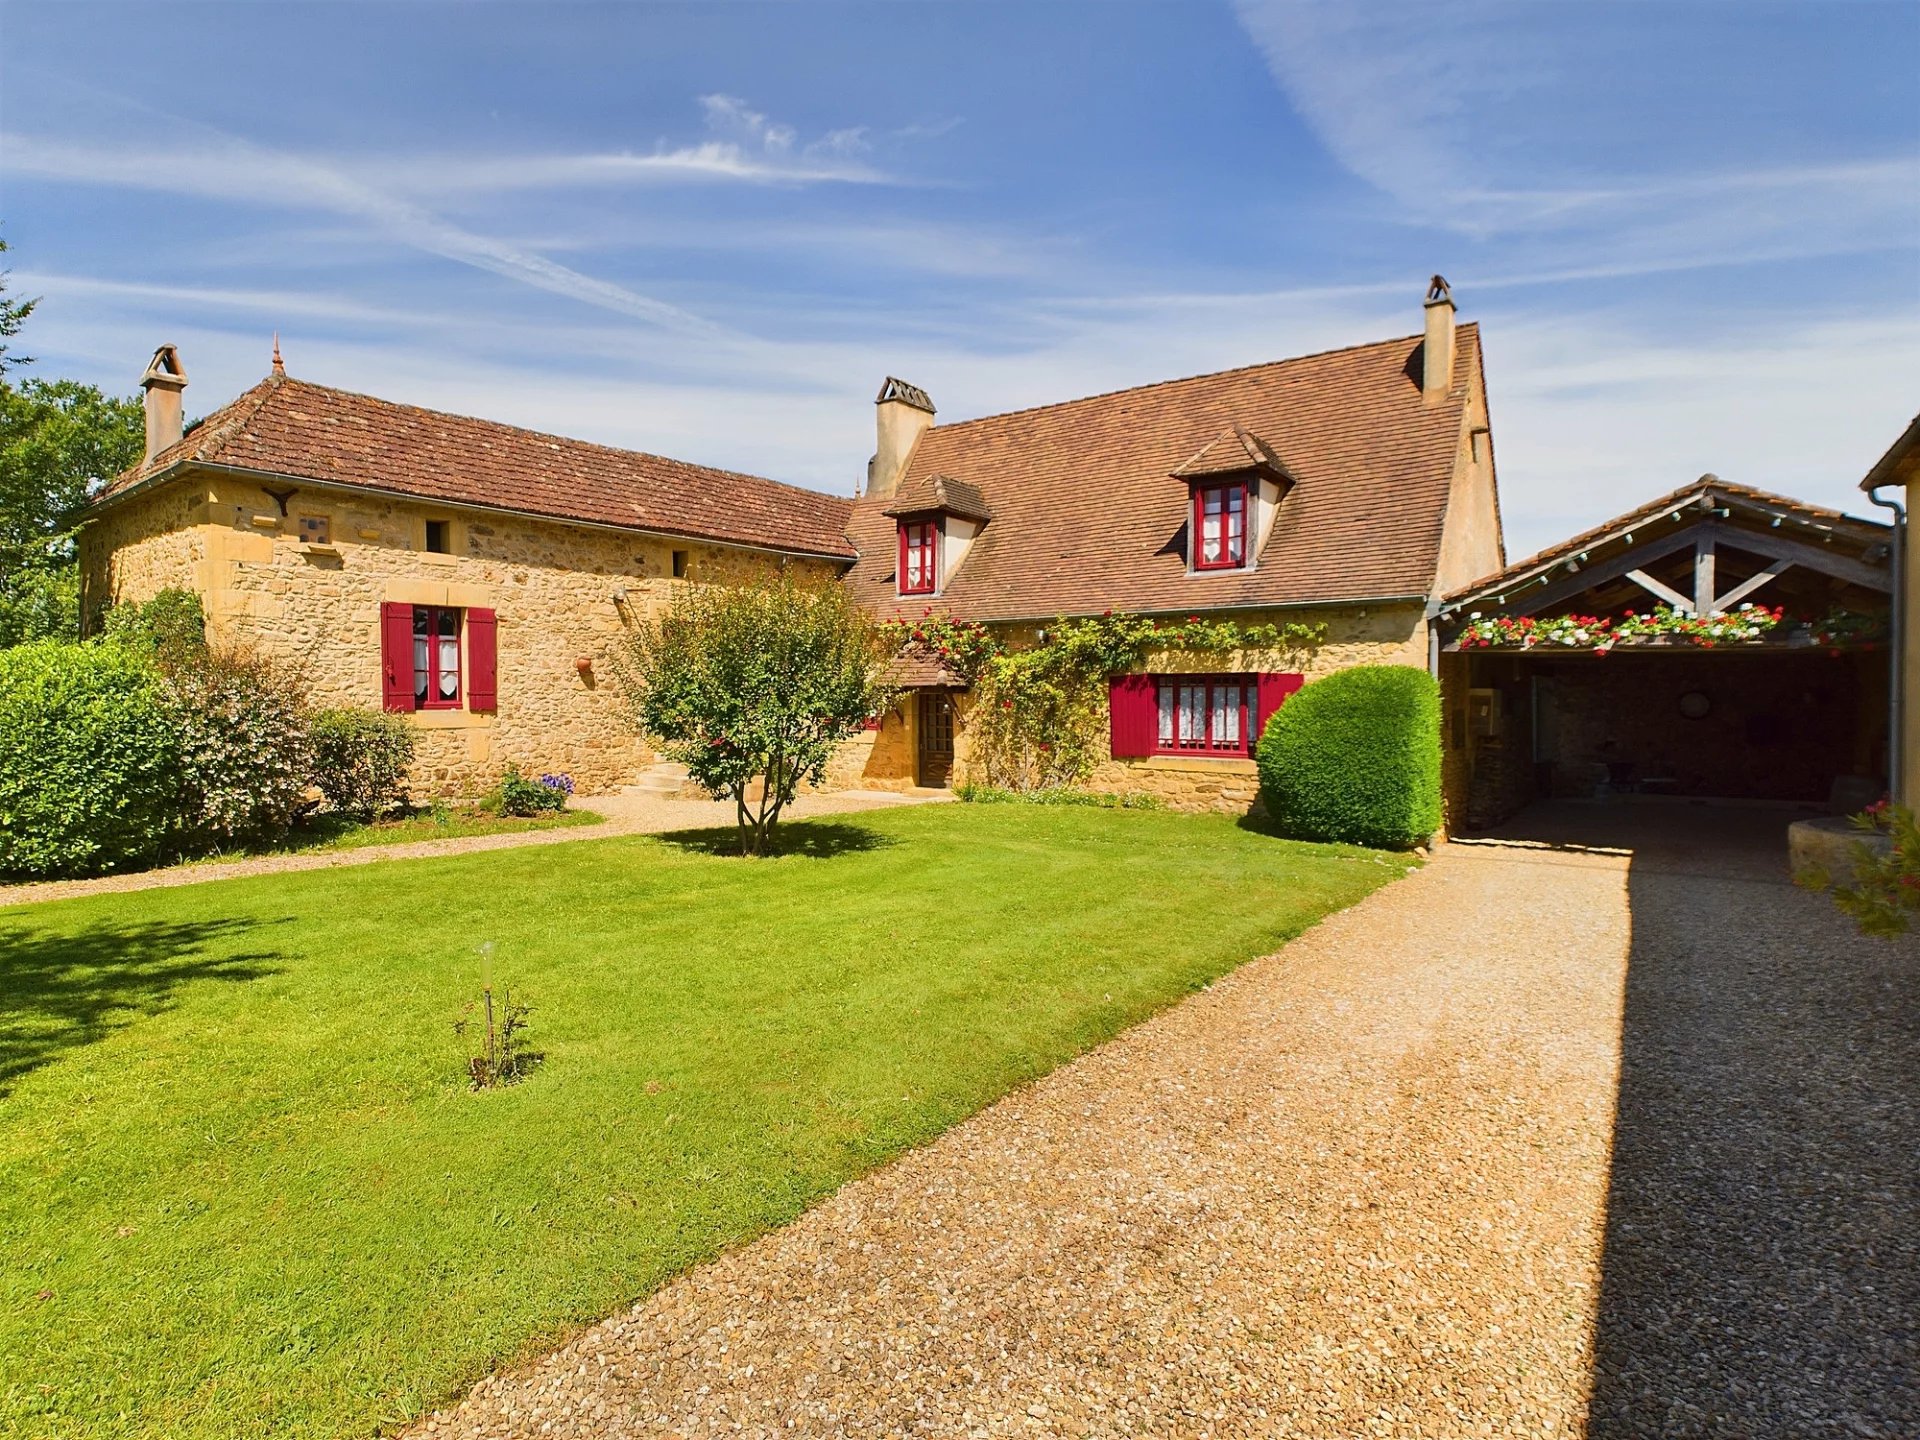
top-left (1256, 665), bottom-right (1441, 849)
top-left (0, 640), bottom-right (182, 877)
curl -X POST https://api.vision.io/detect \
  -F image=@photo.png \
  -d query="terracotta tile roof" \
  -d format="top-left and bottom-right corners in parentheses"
top-left (1170, 425), bottom-right (1295, 484)
top-left (881, 645), bottom-right (967, 689)
top-left (1440, 476), bottom-right (1890, 609)
top-left (846, 326), bottom-right (1481, 622)
top-left (881, 473), bottom-right (993, 522)
top-left (97, 374), bottom-right (856, 559)
top-left (1860, 412), bottom-right (1920, 492)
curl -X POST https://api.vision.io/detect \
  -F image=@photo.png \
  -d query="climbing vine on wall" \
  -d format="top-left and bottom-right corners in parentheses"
top-left (879, 610), bottom-right (1325, 791)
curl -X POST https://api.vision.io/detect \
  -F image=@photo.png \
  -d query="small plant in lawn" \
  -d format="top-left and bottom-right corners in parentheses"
top-left (454, 945), bottom-right (539, 1089)
top-left (494, 764), bottom-right (569, 816)
top-left (454, 985), bottom-right (536, 1089)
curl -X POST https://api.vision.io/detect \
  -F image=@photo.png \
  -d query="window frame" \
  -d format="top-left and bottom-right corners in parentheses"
top-left (1152, 675), bottom-right (1253, 758)
top-left (424, 518), bottom-right (453, 554)
top-left (1191, 481), bottom-right (1249, 572)
top-left (898, 517), bottom-right (939, 596)
top-left (412, 604), bottom-right (464, 710)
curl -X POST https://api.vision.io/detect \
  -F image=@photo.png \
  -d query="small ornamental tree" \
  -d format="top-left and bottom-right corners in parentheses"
top-left (619, 574), bottom-right (895, 855)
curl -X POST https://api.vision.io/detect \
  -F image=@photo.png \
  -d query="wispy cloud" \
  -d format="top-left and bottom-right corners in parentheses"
top-left (368, 94), bottom-right (902, 196)
top-left (1, 92), bottom-right (915, 333)
top-left (1231, 0), bottom-right (1920, 262)
top-left (4, 129), bottom-right (728, 334)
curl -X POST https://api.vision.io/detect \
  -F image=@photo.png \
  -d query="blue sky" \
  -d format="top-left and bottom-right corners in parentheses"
top-left (3, 0), bottom-right (1916, 556)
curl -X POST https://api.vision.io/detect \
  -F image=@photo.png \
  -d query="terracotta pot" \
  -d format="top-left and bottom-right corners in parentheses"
top-left (574, 657), bottom-right (593, 675)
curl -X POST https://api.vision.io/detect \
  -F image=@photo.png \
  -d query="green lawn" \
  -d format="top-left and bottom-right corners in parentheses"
top-left (244, 802), bottom-right (602, 855)
top-left (0, 805), bottom-right (1407, 1439)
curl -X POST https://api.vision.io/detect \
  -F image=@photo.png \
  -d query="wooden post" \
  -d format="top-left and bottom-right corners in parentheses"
top-left (1693, 537), bottom-right (1716, 616)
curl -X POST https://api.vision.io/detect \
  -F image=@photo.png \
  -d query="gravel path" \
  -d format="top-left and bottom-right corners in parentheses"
top-left (408, 802), bottom-right (1914, 1439)
top-left (0, 788), bottom-right (948, 909)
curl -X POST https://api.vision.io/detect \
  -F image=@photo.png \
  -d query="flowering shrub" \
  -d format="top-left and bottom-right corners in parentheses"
top-left (1458, 603), bottom-right (1785, 654)
top-left (875, 613), bottom-right (999, 681)
top-left (309, 708), bottom-right (416, 821)
top-left (495, 763), bottom-right (569, 816)
top-left (1810, 607), bottom-right (1887, 652)
top-left (538, 772), bottom-right (575, 796)
top-left (1815, 801), bottom-right (1920, 937)
top-left (165, 644), bottom-right (314, 848)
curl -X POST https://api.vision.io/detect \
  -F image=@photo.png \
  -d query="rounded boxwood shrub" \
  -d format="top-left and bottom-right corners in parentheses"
top-left (0, 640), bottom-right (182, 877)
top-left (1257, 664), bottom-right (1441, 849)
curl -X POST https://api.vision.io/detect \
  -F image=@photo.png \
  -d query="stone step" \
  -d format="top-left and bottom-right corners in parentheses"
top-left (622, 761), bottom-right (698, 800)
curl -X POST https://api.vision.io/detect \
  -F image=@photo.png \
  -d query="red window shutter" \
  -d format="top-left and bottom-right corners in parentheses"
top-left (467, 608), bottom-right (498, 712)
top-left (1108, 674), bottom-right (1158, 758)
top-left (1255, 672), bottom-right (1305, 742)
top-left (380, 602), bottom-right (415, 712)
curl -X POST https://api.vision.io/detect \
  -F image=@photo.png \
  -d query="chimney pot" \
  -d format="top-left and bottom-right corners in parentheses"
top-left (140, 344), bottom-right (189, 461)
top-left (867, 376), bottom-right (935, 500)
top-left (1422, 276), bottom-right (1456, 404)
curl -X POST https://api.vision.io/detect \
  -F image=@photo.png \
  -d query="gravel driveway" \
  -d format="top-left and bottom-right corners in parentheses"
top-left (410, 802), bottom-right (1917, 1440)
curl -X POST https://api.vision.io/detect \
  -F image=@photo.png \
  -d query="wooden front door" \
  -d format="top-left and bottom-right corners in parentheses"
top-left (916, 691), bottom-right (955, 788)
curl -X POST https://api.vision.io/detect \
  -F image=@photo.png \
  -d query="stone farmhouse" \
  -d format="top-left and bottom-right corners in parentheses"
top-left (84, 280), bottom-right (1503, 813)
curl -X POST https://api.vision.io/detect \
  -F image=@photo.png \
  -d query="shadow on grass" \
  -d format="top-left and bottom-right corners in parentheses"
top-left (0, 917), bottom-right (286, 1096)
top-left (653, 819), bottom-right (897, 860)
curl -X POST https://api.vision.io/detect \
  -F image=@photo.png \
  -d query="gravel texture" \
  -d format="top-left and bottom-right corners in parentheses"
top-left (406, 802), bottom-right (1917, 1440)
top-left (0, 788), bottom-right (949, 909)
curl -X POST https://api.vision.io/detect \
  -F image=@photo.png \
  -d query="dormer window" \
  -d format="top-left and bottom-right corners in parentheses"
top-left (899, 519), bottom-right (938, 595)
top-left (885, 475), bottom-right (992, 598)
top-left (1194, 482), bottom-right (1248, 570)
top-left (1171, 425), bottom-right (1297, 576)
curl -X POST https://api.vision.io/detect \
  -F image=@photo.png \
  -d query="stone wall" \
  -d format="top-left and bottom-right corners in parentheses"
top-left (1533, 649), bottom-right (1881, 802)
top-left (848, 603), bottom-right (1434, 814)
top-left (79, 481), bottom-right (205, 621)
top-left (80, 471), bottom-right (836, 796)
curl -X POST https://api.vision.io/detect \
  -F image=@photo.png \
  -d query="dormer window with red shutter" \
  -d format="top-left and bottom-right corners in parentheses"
top-left (883, 474), bottom-right (993, 599)
top-left (1193, 483), bottom-right (1247, 571)
top-left (899, 519), bottom-right (938, 595)
top-left (1170, 424), bottom-right (1297, 575)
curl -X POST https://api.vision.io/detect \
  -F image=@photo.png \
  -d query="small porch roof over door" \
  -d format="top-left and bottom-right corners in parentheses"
top-left (1432, 477), bottom-right (1891, 648)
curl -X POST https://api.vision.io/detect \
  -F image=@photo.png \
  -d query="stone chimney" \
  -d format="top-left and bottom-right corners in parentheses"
top-left (140, 344), bottom-right (188, 460)
top-left (1422, 275), bottom-right (1456, 404)
top-left (867, 376), bottom-right (935, 500)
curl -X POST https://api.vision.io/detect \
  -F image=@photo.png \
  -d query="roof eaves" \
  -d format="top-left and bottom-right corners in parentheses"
top-left (1438, 476), bottom-right (1890, 610)
top-left (1860, 412), bottom-right (1920, 492)
top-left (89, 458), bottom-right (859, 562)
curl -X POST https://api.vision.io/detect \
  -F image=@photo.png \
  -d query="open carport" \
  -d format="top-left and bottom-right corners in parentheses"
top-left (1434, 478), bottom-right (1894, 832)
